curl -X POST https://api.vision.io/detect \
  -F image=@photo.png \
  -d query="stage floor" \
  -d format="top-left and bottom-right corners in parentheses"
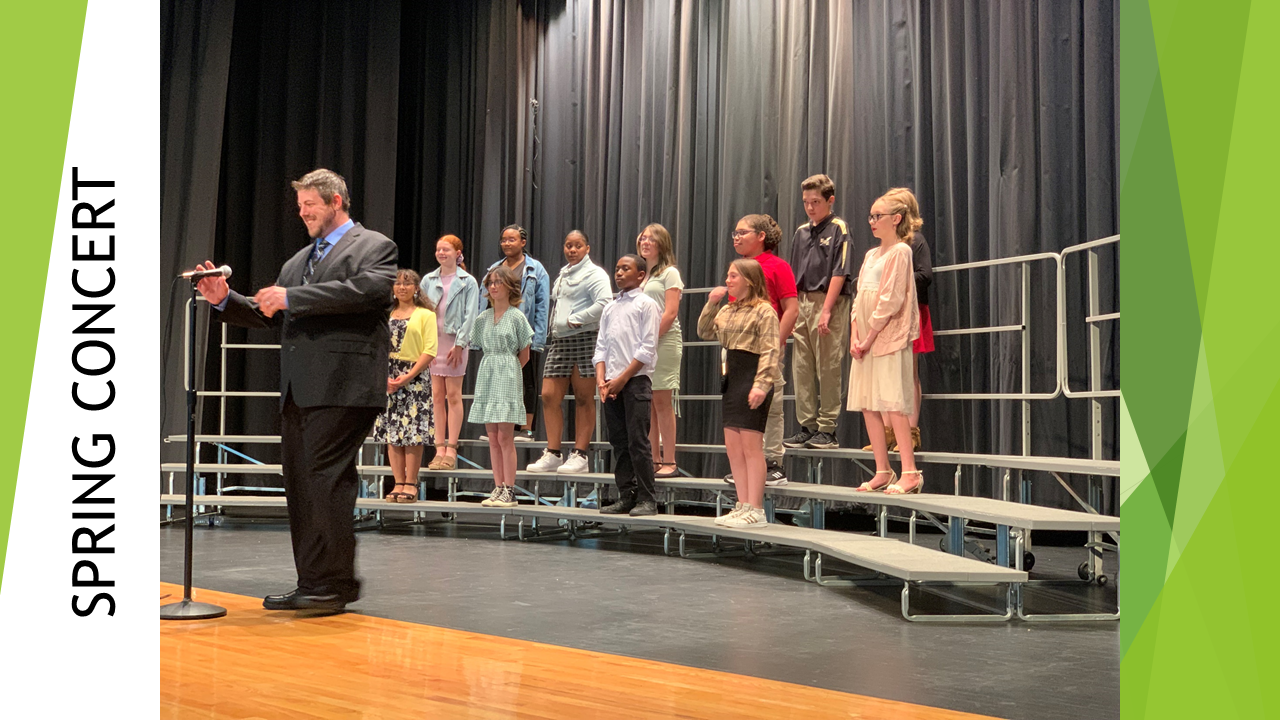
top-left (161, 582), bottom-right (1002, 719)
top-left (161, 520), bottom-right (1118, 719)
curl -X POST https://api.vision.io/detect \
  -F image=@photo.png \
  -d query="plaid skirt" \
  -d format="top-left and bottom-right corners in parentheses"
top-left (543, 330), bottom-right (598, 378)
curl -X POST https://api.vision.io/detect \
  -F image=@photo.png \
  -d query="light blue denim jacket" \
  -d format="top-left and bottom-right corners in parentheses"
top-left (484, 255), bottom-right (550, 352)
top-left (420, 266), bottom-right (481, 346)
top-left (549, 254), bottom-right (613, 339)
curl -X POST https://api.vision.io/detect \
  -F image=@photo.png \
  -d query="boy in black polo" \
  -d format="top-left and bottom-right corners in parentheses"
top-left (784, 174), bottom-right (852, 450)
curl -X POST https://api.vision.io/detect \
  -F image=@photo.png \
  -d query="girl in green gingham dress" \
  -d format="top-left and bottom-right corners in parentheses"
top-left (469, 266), bottom-right (533, 507)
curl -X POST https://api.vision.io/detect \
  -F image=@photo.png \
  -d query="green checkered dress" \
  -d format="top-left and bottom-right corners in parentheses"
top-left (467, 307), bottom-right (534, 425)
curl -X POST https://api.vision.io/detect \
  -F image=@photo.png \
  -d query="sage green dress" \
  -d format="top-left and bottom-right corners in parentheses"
top-left (467, 307), bottom-right (534, 425)
top-left (642, 265), bottom-right (684, 391)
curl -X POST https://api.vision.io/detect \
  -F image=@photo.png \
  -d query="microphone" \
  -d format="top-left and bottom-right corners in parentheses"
top-left (179, 265), bottom-right (232, 280)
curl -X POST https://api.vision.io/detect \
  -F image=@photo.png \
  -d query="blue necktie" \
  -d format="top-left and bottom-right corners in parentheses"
top-left (303, 239), bottom-right (330, 285)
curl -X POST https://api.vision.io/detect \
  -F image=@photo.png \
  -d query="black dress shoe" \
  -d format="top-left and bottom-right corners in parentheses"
top-left (263, 589), bottom-right (303, 610)
top-left (262, 589), bottom-right (348, 611)
top-left (599, 497), bottom-right (636, 514)
top-left (629, 500), bottom-right (658, 517)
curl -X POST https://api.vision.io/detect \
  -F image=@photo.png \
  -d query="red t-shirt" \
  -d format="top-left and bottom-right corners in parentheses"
top-left (730, 251), bottom-right (798, 317)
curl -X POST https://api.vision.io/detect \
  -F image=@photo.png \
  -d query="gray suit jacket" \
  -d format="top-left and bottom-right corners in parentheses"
top-left (217, 223), bottom-right (398, 409)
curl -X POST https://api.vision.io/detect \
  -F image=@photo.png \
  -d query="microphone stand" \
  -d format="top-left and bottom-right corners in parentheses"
top-left (161, 280), bottom-right (227, 620)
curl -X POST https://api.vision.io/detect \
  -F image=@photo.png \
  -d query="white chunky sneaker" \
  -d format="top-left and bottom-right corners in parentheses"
top-left (558, 452), bottom-right (590, 474)
top-left (526, 449), bottom-right (564, 472)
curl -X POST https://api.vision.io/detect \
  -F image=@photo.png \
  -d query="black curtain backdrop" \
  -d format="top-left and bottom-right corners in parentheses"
top-left (161, 0), bottom-right (1118, 511)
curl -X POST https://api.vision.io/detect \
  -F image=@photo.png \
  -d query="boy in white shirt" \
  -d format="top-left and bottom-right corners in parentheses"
top-left (593, 254), bottom-right (662, 516)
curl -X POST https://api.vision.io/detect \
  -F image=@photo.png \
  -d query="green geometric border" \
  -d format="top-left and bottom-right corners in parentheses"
top-left (0, 4), bottom-right (87, 591)
top-left (1122, 0), bottom-right (1280, 716)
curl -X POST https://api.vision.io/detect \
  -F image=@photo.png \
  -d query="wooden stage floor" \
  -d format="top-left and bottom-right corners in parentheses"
top-left (160, 583), bottom-right (1001, 719)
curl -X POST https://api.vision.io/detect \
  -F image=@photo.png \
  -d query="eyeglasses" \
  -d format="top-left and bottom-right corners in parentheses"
top-left (393, 281), bottom-right (416, 287)
top-left (868, 213), bottom-right (898, 223)
top-left (729, 229), bottom-right (755, 239)
top-left (485, 280), bottom-right (504, 287)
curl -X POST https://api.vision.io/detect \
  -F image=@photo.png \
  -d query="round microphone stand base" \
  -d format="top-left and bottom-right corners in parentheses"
top-left (160, 598), bottom-right (227, 620)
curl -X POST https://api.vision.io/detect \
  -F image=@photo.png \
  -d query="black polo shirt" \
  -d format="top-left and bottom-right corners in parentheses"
top-left (789, 214), bottom-right (853, 295)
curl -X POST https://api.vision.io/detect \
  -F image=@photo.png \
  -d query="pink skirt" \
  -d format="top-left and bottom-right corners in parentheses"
top-left (430, 332), bottom-right (469, 377)
top-left (913, 303), bottom-right (935, 354)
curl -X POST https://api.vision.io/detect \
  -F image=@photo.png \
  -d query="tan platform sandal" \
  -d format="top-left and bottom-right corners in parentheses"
top-left (855, 469), bottom-right (896, 492)
top-left (885, 470), bottom-right (924, 495)
top-left (427, 445), bottom-right (449, 470)
top-left (434, 441), bottom-right (458, 470)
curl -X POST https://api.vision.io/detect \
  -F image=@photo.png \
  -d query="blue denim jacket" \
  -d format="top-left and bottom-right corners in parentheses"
top-left (484, 255), bottom-right (550, 352)
top-left (420, 266), bottom-right (481, 346)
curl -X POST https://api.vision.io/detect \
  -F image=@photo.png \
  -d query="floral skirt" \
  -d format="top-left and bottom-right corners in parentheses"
top-left (373, 358), bottom-right (435, 446)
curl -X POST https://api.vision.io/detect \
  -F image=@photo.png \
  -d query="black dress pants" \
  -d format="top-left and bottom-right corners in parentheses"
top-left (280, 395), bottom-right (381, 598)
top-left (602, 375), bottom-right (655, 503)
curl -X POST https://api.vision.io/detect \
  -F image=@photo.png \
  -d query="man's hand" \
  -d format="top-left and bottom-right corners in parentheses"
top-left (254, 285), bottom-right (289, 317)
top-left (605, 375), bottom-right (627, 399)
top-left (194, 260), bottom-right (229, 305)
top-left (597, 378), bottom-right (612, 403)
top-left (818, 308), bottom-right (832, 335)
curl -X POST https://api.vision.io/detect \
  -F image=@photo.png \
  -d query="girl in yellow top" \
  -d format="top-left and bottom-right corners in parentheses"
top-left (849, 189), bottom-right (922, 494)
top-left (376, 268), bottom-right (438, 502)
top-left (698, 258), bottom-right (780, 528)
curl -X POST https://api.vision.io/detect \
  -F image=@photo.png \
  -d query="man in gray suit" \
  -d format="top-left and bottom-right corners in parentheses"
top-left (194, 168), bottom-right (397, 612)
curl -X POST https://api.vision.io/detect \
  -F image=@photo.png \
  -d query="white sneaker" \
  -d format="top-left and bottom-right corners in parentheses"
top-left (558, 452), bottom-right (590, 474)
top-left (478, 434), bottom-right (489, 442)
top-left (714, 501), bottom-right (746, 526)
top-left (721, 503), bottom-right (768, 528)
top-left (742, 506), bottom-right (769, 527)
top-left (526, 449), bottom-right (564, 472)
top-left (515, 432), bottom-right (535, 443)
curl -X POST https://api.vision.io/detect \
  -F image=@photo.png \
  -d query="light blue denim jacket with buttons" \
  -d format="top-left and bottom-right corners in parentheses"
top-left (420, 266), bottom-right (481, 347)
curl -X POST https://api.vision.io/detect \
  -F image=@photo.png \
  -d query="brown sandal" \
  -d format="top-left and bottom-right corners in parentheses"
top-left (395, 484), bottom-right (419, 503)
top-left (384, 483), bottom-right (411, 502)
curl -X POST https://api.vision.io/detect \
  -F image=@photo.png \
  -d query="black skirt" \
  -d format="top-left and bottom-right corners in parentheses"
top-left (722, 348), bottom-right (773, 432)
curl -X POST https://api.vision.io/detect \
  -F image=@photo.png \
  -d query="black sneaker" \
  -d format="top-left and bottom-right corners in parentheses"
top-left (629, 500), bottom-right (658, 516)
top-left (805, 431), bottom-right (839, 449)
top-left (783, 427), bottom-right (815, 448)
top-left (764, 463), bottom-right (789, 486)
top-left (600, 496), bottom-right (637, 514)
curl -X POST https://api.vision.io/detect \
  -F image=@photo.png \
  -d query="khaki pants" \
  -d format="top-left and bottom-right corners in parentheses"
top-left (792, 291), bottom-right (850, 433)
top-left (764, 374), bottom-right (785, 464)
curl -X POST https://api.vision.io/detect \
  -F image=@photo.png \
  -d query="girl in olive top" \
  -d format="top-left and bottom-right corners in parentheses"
top-left (637, 223), bottom-right (684, 478)
top-left (376, 268), bottom-right (438, 502)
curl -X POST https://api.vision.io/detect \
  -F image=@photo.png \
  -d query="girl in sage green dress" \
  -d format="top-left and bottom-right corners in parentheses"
top-left (469, 265), bottom-right (533, 508)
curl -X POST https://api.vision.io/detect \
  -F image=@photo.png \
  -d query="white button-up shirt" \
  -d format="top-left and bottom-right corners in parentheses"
top-left (592, 287), bottom-right (661, 379)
